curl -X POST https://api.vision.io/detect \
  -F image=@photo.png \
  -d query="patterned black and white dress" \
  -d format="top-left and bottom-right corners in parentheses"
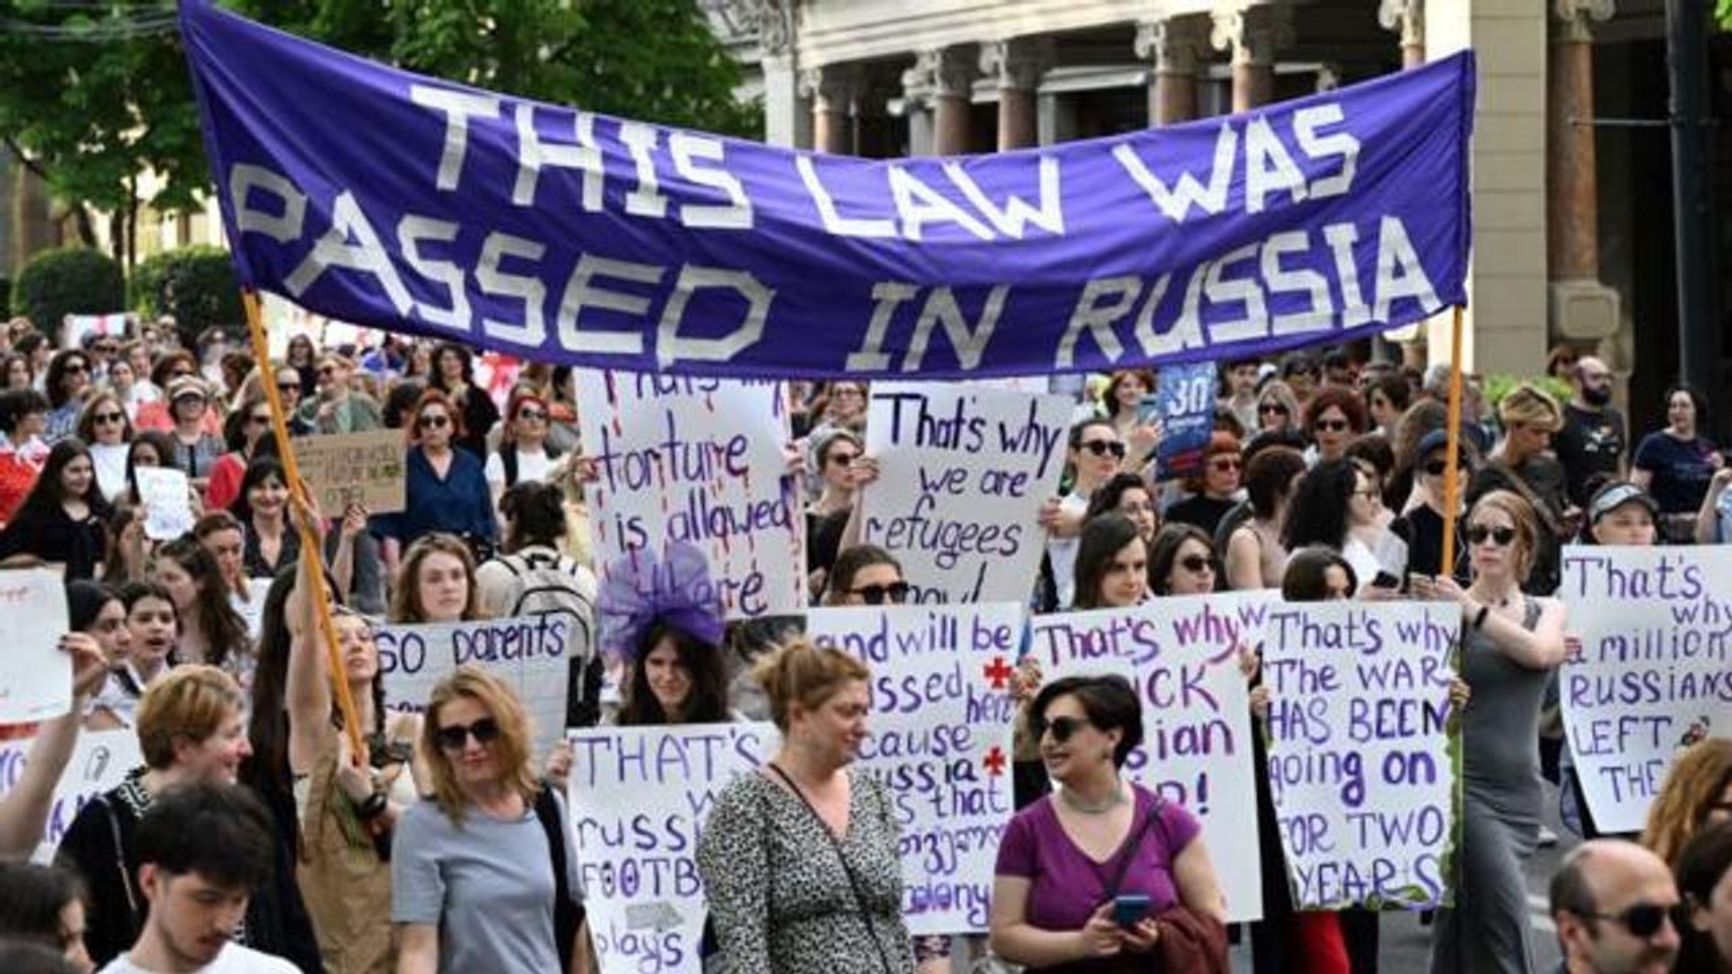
top-left (697, 768), bottom-right (916, 974)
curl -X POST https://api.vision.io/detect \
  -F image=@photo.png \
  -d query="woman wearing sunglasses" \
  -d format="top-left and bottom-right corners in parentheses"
top-left (373, 390), bottom-right (497, 575)
top-left (1391, 429), bottom-right (1476, 582)
top-left (990, 674), bottom-right (1227, 970)
top-left (1302, 386), bottom-right (1367, 466)
top-left (1256, 381), bottom-right (1302, 437)
top-left (484, 387), bottom-right (564, 505)
top-left (1147, 523), bottom-right (1218, 598)
top-left (202, 391), bottom-right (272, 511)
top-left (42, 349), bottom-right (92, 446)
top-left (1165, 432), bottom-right (1244, 538)
top-left (1414, 489), bottom-right (1569, 974)
top-left (75, 391), bottom-right (133, 503)
top-left (284, 542), bottom-right (427, 974)
top-left (394, 666), bottom-right (584, 974)
top-left (1043, 420), bottom-right (1132, 610)
top-left (824, 544), bottom-right (911, 608)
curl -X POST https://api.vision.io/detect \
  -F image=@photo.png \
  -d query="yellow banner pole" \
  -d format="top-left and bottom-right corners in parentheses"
top-left (1439, 306), bottom-right (1466, 578)
top-left (241, 292), bottom-right (365, 759)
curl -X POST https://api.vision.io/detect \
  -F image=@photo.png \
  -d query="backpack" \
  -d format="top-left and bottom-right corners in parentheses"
top-left (532, 784), bottom-right (584, 974)
top-left (497, 549), bottom-right (603, 728)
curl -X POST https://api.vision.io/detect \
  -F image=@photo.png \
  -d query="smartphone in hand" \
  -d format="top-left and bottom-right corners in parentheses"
top-left (1112, 893), bottom-right (1152, 927)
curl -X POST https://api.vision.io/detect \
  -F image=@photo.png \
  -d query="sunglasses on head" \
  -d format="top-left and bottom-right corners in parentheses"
top-left (1032, 714), bottom-right (1091, 743)
top-left (1179, 554), bottom-right (1212, 573)
top-left (1579, 902), bottom-right (1686, 939)
top-left (1080, 439), bottom-right (1127, 459)
top-left (1467, 524), bottom-right (1517, 547)
top-left (419, 414), bottom-right (451, 430)
top-left (1315, 418), bottom-right (1350, 433)
top-left (434, 717), bottom-right (501, 751)
top-left (849, 581), bottom-right (910, 605)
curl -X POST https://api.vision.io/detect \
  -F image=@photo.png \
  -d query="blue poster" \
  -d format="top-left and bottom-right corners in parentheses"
top-left (1149, 362), bottom-right (1219, 478)
top-left (181, 2), bottom-right (1473, 379)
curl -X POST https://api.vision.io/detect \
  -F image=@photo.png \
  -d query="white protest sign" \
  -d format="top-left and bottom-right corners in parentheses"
top-left (0, 728), bottom-right (142, 861)
top-left (377, 617), bottom-right (576, 756)
top-left (1559, 546), bottom-right (1732, 833)
top-left (0, 570), bottom-right (72, 723)
top-left (1029, 593), bottom-right (1268, 922)
top-left (136, 467), bottom-right (193, 541)
top-left (860, 383), bottom-right (1069, 604)
top-left (1261, 601), bottom-right (1458, 909)
top-left (807, 602), bottom-right (1023, 935)
top-left (566, 723), bottom-right (774, 974)
top-left (577, 372), bottom-right (803, 629)
top-left (61, 312), bottom-right (128, 350)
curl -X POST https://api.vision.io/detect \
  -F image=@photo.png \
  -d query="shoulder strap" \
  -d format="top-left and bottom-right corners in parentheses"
top-left (1103, 793), bottom-right (1167, 899)
top-left (532, 786), bottom-right (579, 973)
top-left (766, 765), bottom-right (895, 974)
top-left (95, 794), bottom-right (141, 922)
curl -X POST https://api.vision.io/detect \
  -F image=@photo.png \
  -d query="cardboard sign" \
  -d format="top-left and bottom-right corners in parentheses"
top-left (1261, 601), bottom-right (1458, 909)
top-left (136, 467), bottom-right (194, 541)
top-left (860, 383), bottom-right (1069, 604)
top-left (0, 728), bottom-right (142, 862)
top-left (0, 569), bottom-right (72, 723)
top-left (807, 602), bottom-right (1023, 934)
top-left (566, 723), bottom-right (773, 974)
top-left (1030, 593), bottom-right (1269, 922)
top-left (1559, 546), bottom-right (1732, 833)
top-left (291, 429), bottom-right (407, 515)
top-left (377, 616), bottom-right (577, 756)
top-left (578, 372), bottom-right (803, 628)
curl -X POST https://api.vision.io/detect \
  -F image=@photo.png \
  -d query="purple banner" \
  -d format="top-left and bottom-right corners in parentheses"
top-left (181, 2), bottom-right (1473, 380)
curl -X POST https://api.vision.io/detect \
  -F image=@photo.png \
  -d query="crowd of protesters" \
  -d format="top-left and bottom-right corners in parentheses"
top-left (0, 310), bottom-right (1724, 974)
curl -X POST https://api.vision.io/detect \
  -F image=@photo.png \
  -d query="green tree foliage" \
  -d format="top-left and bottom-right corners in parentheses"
top-left (0, 0), bottom-right (760, 259)
top-left (130, 245), bottom-right (244, 339)
top-left (11, 247), bottom-right (127, 333)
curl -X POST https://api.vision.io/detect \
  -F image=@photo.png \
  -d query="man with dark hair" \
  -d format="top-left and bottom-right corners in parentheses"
top-left (99, 783), bottom-right (294, 973)
top-left (1548, 839), bottom-right (1680, 974)
top-left (1555, 356), bottom-right (1628, 507)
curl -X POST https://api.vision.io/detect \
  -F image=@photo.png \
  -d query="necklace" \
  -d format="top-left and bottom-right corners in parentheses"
top-left (1058, 781), bottom-right (1125, 815)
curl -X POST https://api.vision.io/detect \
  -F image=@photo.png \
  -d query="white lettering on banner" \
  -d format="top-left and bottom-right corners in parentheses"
top-left (0, 569), bottom-right (72, 723)
top-left (577, 372), bottom-right (803, 625)
top-left (408, 85), bottom-right (501, 192)
top-left (807, 603), bottom-right (1023, 935)
top-left (1261, 602), bottom-right (1458, 910)
top-left (0, 730), bottom-right (142, 862)
top-left (567, 723), bottom-right (773, 974)
top-left (1560, 547), bottom-right (1732, 834)
top-left (860, 384), bottom-right (1068, 605)
top-left (1030, 594), bottom-right (1270, 923)
top-left (377, 617), bottom-right (575, 757)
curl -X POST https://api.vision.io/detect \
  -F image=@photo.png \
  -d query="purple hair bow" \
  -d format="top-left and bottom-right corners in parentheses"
top-left (595, 542), bottom-right (726, 660)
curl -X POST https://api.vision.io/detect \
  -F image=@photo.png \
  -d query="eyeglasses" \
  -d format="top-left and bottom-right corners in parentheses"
top-left (1467, 524), bottom-right (1517, 547)
top-left (1031, 714), bottom-right (1091, 744)
top-left (1179, 555), bottom-right (1212, 573)
top-left (1209, 457), bottom-right (1241, 473)
top-left (1315, 418), bottom-right (1350, 433)
top-left (1578, 902), bottom-right (1687, 939)
top-left (418, 414), bottom-right (451, 430)
top-left (828, 451), bottom-right (859, 467)
top-left (849, 581), bottom-right (910, 605)
top-left (92, 411), bottom-right (125, 425)
top-left (1080, 440), bottom-right (1127, 459)
top-left (517, 409), bottom-right (547, 421)
top-left (1259, 402), bottom-right (1289, 416)
top-left (434, 717), bottom-right (501, 752)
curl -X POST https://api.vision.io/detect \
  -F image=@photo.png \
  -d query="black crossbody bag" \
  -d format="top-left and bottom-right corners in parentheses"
top-left (768, 764), bottom-right (899, 974)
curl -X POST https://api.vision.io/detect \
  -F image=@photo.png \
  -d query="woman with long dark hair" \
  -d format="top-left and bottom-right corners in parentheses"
top-left (1071, 513), bottom-right (1148, 611)
top-left (146, 537), bottom-right (251, 687)
top-left (0, 439), bottom-right (111, 580)
top-left (429, 342), bottom-right (499, 459)
top-left (204, 392), bottom-right (274, 512)
top-left (42, 349), bottom-right (92, 445)
top-left (228, 456), bottom-right (298, 579)
top-left (596, 543), bottom-right (731, 726)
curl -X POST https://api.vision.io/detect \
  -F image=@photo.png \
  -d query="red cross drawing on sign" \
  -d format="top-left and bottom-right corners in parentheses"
top-left (983, 656), bottom-right (1014, 690)
top-left (983, 746), bottom-right (1007, 777)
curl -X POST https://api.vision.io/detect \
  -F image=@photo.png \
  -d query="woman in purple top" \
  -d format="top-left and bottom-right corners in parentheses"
top-left (990, 674), bottom-right (1226, 971)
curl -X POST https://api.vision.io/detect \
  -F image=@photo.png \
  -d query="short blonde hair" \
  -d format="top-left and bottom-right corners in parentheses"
top-left (1497, 384), bottom-right (1562, 433)
top-left (136, 665), bottom-right (245, 770)
top-left (752, 637), bottom-right (869, 732)
top-left (420, 665), bottom-right (539, 823)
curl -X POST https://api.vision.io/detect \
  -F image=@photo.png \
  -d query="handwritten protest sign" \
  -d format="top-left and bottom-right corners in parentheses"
top-left (0, 570), bottom-right (71, 723)
top-left (1150, 362), bottom-right (1216, 478)
top-left (1030, 594), bottom-right (1267, 922)
top-left (1261, 601), bottom-right (1458, 909)
top-left (377, 616), bottom-right (578, 755)
top-left (578, 371), bottom-right (803, 629)
top-left (807, 602), bottom-right (1023, 934)
top-left (860, 384), bottom-right (1068, 604)
top-left (566, 723), bottom-right (773, 974)
top-left (291, 429), bottom-right (406, 514)
top-left (61, 313), bottom-right (128, 351)
top-left (136, 467), bottom-right (194, 541)
top-left (0, 729), bottom-right (142, 861)
top-left (1559, 546), bottom-right (1732, 833)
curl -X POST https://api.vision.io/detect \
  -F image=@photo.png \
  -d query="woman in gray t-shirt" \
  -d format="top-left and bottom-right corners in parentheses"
top-left (392, 666), bottom-right (582, 973)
